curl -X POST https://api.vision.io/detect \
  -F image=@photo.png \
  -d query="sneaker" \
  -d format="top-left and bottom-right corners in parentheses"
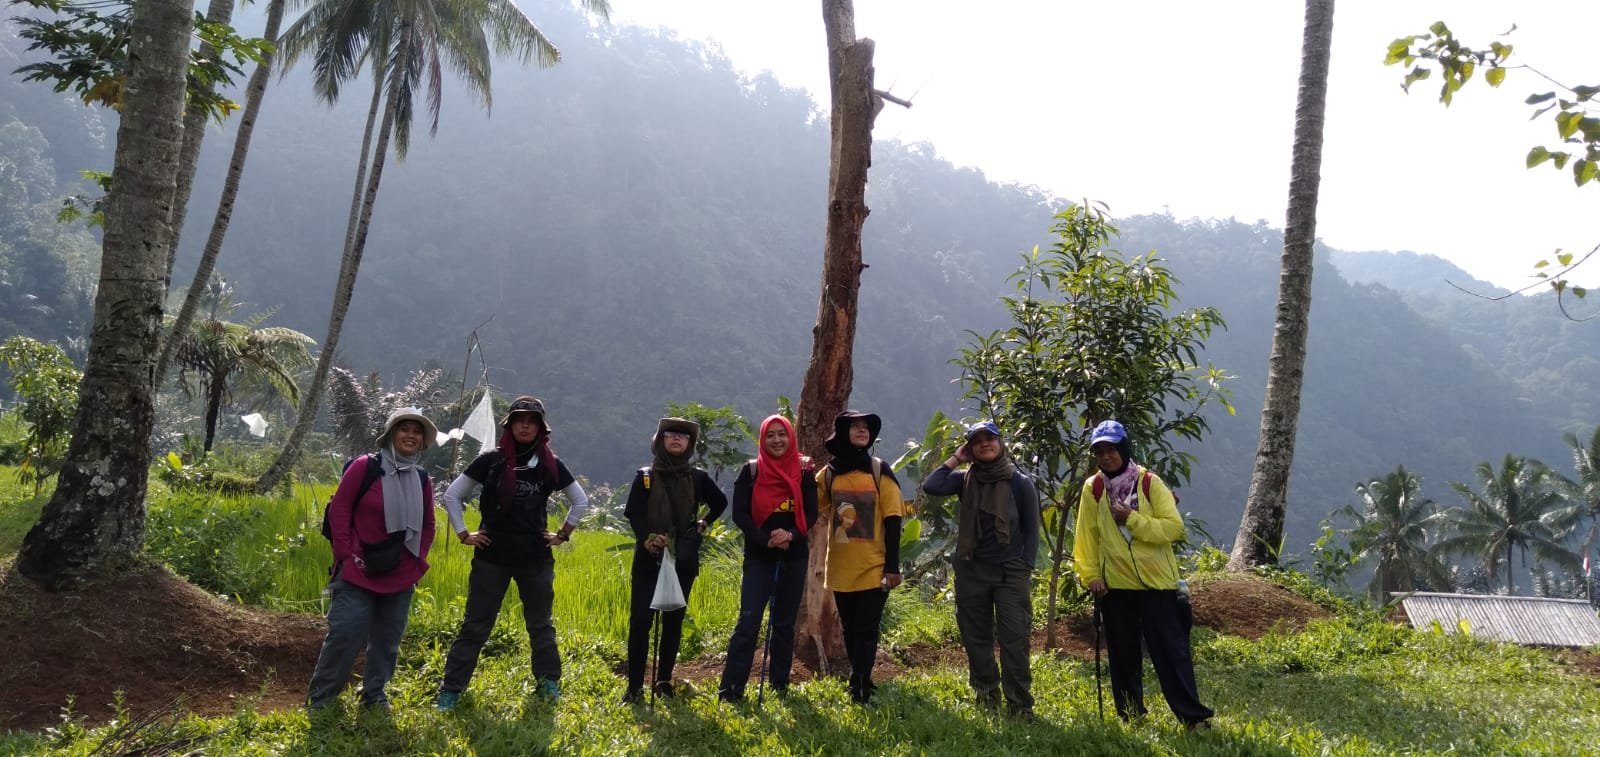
top-left (620, 688), bottom-right (644, 705)
top-left (652, 680), bottom-right (676, 698)
top-left (976, 691), bottom-right (1002, 712)
top-left (717, 687), bottom-right (744, 704)
top-left (435, 691), bottom-right (461, 711)
top-left (1185, 719), bottom-right (1213, 733)
top-left (536, 678), bottom-right (562, 700)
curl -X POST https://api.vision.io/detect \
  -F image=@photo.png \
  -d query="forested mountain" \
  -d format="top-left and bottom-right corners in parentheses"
top-left (1, 1), bottom-right (1589, 552)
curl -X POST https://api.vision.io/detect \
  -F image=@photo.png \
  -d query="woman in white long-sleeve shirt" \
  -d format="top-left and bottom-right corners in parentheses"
top-left (433, 396), bottom-right (589, 709)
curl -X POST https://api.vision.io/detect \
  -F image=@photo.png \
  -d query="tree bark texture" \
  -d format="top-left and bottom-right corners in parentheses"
top-left (156, 0), bottom-right (287, 388)
top-left (163, 0), bottom-right (234, 280)
top-left (18, 0), bottom-right (193, 590)
top-left (257, 33), bottom-right (406, 493)
top-left (795, 0), bottom-right (879, 673)
top-left (1228, 0), bottom-right (1334, 570)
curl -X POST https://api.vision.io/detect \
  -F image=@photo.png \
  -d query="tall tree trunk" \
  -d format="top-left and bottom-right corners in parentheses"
top-left (17, 0), bottom-right (193, 590)
top-left (1227, 0), bottom-right (1335, 571)
top-left (163, 0), bottom-right (235, 281)
top-left (155, 0), bottom-right (287, 388)
top-left (256, 39), bottom-right (404, 493)
top-left (203, 373), bottom-right (225, 453)
top-left (794, 0), bottom-right (880, 673)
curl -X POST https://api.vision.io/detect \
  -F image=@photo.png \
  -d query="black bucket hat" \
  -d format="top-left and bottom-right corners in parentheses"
top-left (499, 395), bottom-right (549, 431)
top-left (826, 409), bottom-right (882, 448)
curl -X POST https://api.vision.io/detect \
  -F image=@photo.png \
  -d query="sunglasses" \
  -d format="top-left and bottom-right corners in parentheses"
top-left (662, 431), bottom-right (691, 440)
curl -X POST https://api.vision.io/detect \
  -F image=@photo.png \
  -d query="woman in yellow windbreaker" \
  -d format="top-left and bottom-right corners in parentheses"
top-left (1074, 420), bottom-right (1212, 731)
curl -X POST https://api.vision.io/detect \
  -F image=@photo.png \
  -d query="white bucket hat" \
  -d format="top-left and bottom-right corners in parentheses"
top-left (379, 407), bottom-right (439, 450)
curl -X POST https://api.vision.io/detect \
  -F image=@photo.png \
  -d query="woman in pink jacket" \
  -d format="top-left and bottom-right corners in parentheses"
top-left (307, 408), bottom-right (437, 710)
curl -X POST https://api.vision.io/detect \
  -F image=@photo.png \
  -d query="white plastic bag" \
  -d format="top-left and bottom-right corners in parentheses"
top-left (650, 548), bottom-right (687, 611)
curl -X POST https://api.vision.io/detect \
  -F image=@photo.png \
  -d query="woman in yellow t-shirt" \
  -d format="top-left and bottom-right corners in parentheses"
top-left (818, 410), bottom-right (903, 704)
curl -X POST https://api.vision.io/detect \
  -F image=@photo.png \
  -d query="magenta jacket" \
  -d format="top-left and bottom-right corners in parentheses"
top-left (328, 455), bottom-right (435, 594)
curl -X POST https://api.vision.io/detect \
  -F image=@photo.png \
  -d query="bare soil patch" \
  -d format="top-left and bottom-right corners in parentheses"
top-left (0, 561), bottom-right (324, 732)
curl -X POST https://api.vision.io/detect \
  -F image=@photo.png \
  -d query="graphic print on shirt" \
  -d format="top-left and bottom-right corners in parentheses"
top-left (831, 480), bottom-right (877, 544)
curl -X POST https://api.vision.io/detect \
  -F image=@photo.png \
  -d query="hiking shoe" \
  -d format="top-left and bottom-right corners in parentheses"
top-left (434, 691), bottom-right (460, 712)
top-left (620, 688), bottom-right (644, 705)
top-left (536, 678), bottom-right (562, 700)
top-left (1007, 705), bottom-right (1038, 722)
top-left (1185, 719), bottom-right (1213, 733)
top-left (717, 687), bottom-right (744, 704)
top-left (976, 691), bottom-right (1002, 712)
top-left (652, 680), bottom-right (676, 698)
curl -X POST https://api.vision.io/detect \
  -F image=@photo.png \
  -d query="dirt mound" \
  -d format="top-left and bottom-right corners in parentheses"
top-left (0, 561), bottom-right (325, 732)
top-left (1190, 574), bottom-right (1332, 639)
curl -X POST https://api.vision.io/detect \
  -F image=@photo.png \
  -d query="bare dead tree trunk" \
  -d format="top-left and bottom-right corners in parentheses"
top-left (794, 0), bottom-right (882, 674)
top-left (1228, 0), bottom-right (1334, 570)
top-left (17, 0), bottom-right (193, 590)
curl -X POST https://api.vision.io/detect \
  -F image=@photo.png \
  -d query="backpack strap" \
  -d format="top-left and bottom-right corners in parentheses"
top-left (1091, 474), bottom-right (1105, 500)
top-left (822, 458), bottom-right (884, 504)
top-left (348, 453), bottom-right (384, 529)
top-left (1141, 469), bottom-right (1153, 501)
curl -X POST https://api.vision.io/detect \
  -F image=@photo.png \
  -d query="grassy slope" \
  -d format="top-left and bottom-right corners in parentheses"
top-left (1, 470), bottom-right (1596, 755)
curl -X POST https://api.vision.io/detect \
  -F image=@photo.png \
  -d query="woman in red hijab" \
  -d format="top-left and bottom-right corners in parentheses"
top-left (717, 414), bottom-right (818, 702)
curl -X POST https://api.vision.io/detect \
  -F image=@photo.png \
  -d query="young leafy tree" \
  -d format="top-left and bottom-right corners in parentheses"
top-left (16, 0), bottom-right (193, 590)
top-left (664, 401), bottom-right (752, 485)
top-left (1229, 0), bottom-right (1335, 570)
top-left (1438, 455), bottom-right (1579, 594)
top-left (1336, 466), bottom-right (1451, 603)
top-left (953, 203), bottom-right (1230, 646)
top-left (0, 336), bottom-right (82, 495)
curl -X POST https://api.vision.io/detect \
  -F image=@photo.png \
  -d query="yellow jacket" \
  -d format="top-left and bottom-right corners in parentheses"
top-left (1073, 465), bottom-right (1185, 591)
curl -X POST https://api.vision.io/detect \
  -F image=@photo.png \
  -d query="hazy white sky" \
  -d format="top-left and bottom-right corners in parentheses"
top-left (610, 1), bottom-right (1599, 289)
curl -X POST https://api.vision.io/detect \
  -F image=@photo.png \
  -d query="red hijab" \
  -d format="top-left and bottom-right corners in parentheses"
top-left (751, 414), bottom-right (806, 537)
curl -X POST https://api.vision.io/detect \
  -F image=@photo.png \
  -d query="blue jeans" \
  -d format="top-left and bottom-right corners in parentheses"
top-left (307, 579), bottom-right (414, 708)
top-left (719, 555), bottom-right (806, 696)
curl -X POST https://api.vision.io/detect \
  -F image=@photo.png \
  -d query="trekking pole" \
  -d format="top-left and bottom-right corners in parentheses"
top-left (756, 561), bottom-right (782, 704)
top-left (1093, 597), bottom-right (1105, 722)
top-left (649, 608), bottom-right (661, 709)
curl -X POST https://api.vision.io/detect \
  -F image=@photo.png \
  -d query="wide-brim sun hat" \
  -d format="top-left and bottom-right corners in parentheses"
top-left (499, 395), bottom-right (549, 431)
top-left (380, 407), bottom-right (439, 450)
top-left (828, 409), bottom-right (882, 445)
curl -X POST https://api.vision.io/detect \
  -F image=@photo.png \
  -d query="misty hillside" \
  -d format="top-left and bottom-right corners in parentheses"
top-left (3, 0), bottom-right (1595, 552)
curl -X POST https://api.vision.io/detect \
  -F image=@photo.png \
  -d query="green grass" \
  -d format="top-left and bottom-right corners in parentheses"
top-left (3, 467), bottom-right (1599, 755)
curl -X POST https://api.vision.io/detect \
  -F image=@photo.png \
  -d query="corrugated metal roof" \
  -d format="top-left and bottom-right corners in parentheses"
top-left (1397, 592), bottom-right (1600, 647)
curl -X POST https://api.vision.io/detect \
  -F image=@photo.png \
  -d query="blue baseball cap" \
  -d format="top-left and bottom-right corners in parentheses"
top-left (964, 420), bottom-right (1001, 441)
top-left (1089, 420), bottom-right (1127, 447)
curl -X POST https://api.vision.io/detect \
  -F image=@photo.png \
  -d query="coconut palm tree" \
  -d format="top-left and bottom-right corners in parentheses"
top-left (18, 0), bottom-right (194, 589)
top-left (1438, 455), bottom-right (1578, 594)
top-left (156, 0), bottom-right (291, 389)
top-left (254, 0), bottom-right (610, 493)
top-left (1337, 466), bottom-right (1451, 603)
top-left (1229, 0), bottom-right (1336, 569)
top-left (165, 277), bottom-right (314, 453)
top-left (1554, 426), bottom-right (1600, 578)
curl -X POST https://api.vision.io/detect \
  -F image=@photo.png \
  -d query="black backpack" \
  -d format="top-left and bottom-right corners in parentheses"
top-left (319, 453), bottom-right (428, 540)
